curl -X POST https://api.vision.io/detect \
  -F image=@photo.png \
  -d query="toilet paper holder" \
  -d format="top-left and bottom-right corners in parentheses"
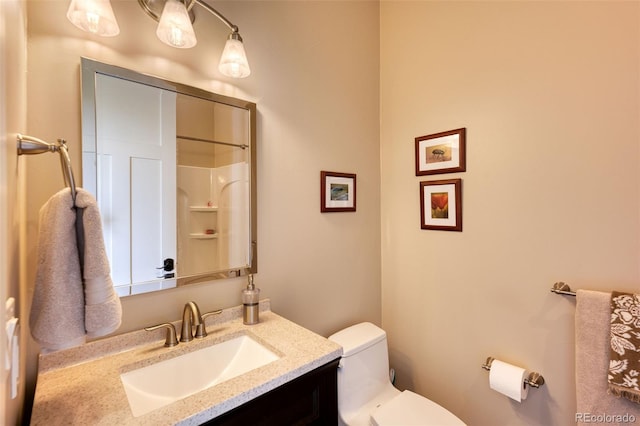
top-left (481, 357), bottom-right (545, 388)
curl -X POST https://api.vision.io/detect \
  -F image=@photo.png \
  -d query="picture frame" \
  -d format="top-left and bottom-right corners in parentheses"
top-left (321, 171), bottom-right (356, 212)
top-left (420, 179), bottom-right (462, 231)
top-left (415, 128), bottom-right (466, 176)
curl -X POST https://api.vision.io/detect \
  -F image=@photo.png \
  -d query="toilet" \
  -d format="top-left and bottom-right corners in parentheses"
top-left (328, 322), bottom-right (466, 426)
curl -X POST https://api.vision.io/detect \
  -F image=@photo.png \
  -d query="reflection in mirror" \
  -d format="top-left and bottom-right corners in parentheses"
top-left (81, 58), bottom-right (257, 297)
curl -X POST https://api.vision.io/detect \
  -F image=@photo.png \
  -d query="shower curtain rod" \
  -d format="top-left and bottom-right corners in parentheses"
top-left (177, 135), bottom-right (248, 149)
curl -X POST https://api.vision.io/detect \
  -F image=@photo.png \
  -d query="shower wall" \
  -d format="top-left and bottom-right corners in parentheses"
top-left (177, 162), bottom-right (249, 277)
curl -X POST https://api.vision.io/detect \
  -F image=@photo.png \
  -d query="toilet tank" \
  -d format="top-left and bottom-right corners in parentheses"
top-left (329, 323), bottom-right (395, 420)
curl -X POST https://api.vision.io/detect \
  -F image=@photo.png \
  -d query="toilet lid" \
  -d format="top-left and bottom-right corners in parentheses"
top-left (370, 390), bottom-right (466, 426)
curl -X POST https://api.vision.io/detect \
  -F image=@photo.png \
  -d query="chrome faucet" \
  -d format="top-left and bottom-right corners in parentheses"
top-left (180, 301), bottom-right (204, 343)
top-left (179, 301), bottom-right (223, 342)
top-left (144, 302), bottom-right (223, 348)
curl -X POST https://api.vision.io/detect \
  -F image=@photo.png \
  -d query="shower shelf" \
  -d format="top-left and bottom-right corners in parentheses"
top-left (190, 206), bottom-right (218, 212)
top-left (189, 233), bottom-right (218, 239)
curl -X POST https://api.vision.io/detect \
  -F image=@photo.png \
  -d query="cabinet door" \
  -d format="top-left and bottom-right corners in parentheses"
top-left (203, 359), bottom-right (339, 426)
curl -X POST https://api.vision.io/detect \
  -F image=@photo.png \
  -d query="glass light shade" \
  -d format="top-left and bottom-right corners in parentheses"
top-left (218, 37), bottom-right (251, 79)
top-left (66, 0), bottom-right (120, 36)
top-left (156, 0), bottom-right (197, 48)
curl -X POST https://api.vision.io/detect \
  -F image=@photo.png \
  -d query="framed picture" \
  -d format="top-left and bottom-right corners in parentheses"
top-left (321, 171), bottom-right (356, 212)
top-left (420, 179), bottom-right (462, 231)
top-left (415, 128), bottom-right (466, 175)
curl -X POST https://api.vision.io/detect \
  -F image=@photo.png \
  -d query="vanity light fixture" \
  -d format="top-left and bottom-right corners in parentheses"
top-left (155, 0), bottom-right (197, 49)
top-left (65, 0), bottom-right (251, 79)
top-left (66, 0), bottom-right (120, 37)
top-left (142, 0), bottom-right (251, 78)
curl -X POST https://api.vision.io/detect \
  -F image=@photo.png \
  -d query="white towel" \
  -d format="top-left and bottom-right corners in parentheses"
top-left (30, 188), bottom-right (122, 351)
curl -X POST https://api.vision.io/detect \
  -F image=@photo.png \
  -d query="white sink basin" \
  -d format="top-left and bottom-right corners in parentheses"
top-left (120, 334), bottom-right (280, 417)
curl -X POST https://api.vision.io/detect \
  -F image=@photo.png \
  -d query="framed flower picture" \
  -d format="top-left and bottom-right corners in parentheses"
top-left (419, 179), bottom-right (462, 231)
top-left (415, 128), bottom-right (466, 175)
top-left (321, 171), bottom-right (356, 212)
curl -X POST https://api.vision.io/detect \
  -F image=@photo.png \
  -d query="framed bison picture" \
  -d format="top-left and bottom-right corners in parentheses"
top-left (415, 128), bottom-right (466, 176)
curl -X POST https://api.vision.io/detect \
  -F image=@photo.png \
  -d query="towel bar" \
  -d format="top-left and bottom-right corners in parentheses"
top-left (550, 281), bottom-right (576, 297)
top-left (481, 357), bottom-right (545, 388)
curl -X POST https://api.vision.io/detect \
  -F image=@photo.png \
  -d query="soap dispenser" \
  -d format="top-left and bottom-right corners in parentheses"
top-left (242, 274), bottom-right (260, 325)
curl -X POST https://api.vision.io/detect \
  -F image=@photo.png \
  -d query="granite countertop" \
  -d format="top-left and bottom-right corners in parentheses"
top-left (30, 300), bottom-right (343, 425)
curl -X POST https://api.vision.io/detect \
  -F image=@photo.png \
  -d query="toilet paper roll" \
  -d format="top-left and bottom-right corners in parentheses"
top-left (489, 359), bottom-right (529, 402)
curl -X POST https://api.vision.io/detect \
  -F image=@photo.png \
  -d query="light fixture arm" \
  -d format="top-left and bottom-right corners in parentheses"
top-left (191, 0), bottom-right (239, 34)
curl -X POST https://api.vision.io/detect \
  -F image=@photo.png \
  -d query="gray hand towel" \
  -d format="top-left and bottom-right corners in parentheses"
top-left (30, 188), bottom-right (121, 351)
top-left (575, 290), bottom-right (640, 422)
top-left (74, 189), bottom-right (122, 338)
top-left (30, 189), bottom-right (85, 350)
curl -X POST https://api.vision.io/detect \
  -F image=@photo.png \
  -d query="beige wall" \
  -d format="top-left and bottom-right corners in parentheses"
top-left (381, 1), bottom-right (639, 425)
top-left (1, 0), bottom-right (28, 424)
top-left (21, 1), bottom-right (640, 425)
top-left (24, 0), bottom-right (380, 416)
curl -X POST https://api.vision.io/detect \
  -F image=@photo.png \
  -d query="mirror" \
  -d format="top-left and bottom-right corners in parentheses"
top-left (81, 58), bottom-right (257, 297)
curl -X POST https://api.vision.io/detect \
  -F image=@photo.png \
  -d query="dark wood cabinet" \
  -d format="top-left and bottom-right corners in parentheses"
top-left (203, 358), bottom-right (339, 426)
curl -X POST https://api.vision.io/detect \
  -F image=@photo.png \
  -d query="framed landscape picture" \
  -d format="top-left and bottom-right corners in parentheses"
top-left (321, 171), bottom-right (356, 212)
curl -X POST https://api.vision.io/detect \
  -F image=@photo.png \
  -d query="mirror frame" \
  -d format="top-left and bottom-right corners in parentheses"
top-left (80, 57), bottom-right (257, 292)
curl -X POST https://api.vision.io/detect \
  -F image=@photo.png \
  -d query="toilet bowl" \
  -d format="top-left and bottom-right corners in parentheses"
top-left (328, 322), bottom-right (465, 426)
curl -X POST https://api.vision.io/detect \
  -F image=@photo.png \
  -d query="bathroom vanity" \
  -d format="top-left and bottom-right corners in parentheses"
top-left (30, 301), bottom-right (342, 425)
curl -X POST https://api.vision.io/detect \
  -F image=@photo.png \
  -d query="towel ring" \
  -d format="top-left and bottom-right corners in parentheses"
top-left (17, 134), bottom-right (77, 204)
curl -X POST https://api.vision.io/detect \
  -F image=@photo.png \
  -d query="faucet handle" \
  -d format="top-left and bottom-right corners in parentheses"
top-left (144, 323), bottom-right (179, 347)
top-left (202, 309), bottom-right (223, 320)
top-left (194, 310), bottom-right (223, 339)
